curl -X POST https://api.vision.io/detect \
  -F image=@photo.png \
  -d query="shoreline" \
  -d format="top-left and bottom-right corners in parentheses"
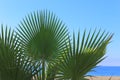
top-left (85, 76), bottom-right (120, 80)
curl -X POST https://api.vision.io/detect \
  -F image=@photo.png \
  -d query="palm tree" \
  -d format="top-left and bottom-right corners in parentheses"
top-left (0, 25), bottom-right (41, 80)
top-left (0, 10), bottom-right (113, 80)
top-left (16, 10), bottom-right (113, 80)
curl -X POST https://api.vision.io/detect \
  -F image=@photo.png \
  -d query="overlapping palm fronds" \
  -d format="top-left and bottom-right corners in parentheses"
top-left (0, 25), bottom-right (41, 80)
top-left (0, 10), bottom-right (113, 80)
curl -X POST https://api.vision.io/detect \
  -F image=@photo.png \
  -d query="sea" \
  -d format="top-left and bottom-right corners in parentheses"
top-left (87, 66), bottom-right (120, 76)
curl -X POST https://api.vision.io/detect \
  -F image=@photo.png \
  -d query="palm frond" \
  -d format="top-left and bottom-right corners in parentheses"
top-left (55, 29), bottom-right (113, 80)
top-left (16, 10), bottom-right (69, 80)
top-left (16, 11), bottom-right (69, 61)
top-left (0, 25), bottom-right (41, 80)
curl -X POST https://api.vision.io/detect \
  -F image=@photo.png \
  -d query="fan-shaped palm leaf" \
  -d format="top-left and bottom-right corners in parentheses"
top-left (16, 11), bottom-right (69, 80)
top-left (55, 29), bottom-right (113, 80)
top-left (0, 25), bottom-right (41, 80)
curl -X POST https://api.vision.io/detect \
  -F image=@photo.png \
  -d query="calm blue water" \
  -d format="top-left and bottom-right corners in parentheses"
top-left (87, 66), bottom-right (120, 76)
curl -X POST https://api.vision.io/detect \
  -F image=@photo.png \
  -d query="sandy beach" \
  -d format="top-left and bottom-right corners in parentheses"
top-left (85, 76), bottom-right (120, 80)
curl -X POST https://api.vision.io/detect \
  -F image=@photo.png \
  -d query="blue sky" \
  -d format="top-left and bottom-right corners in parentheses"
top-left (0, 0), bottom-right (120, 66)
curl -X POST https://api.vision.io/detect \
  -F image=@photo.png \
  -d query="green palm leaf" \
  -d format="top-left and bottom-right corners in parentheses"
top-left (0, 25), bottom-right (41, 80)
top-left (55, 29), bottom-right (113, 80)
top-left (17, 11), bottom-right (69, 61)
top-left (16, 11), bottom-right (69, 80)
